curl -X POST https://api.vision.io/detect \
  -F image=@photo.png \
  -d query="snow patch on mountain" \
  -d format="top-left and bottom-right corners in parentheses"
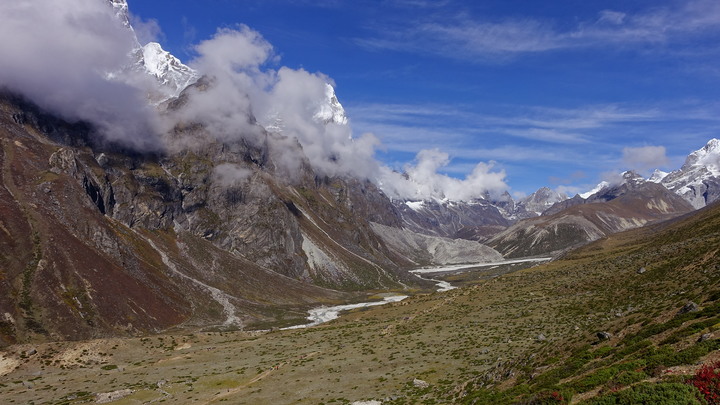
top-left (405, 200), bottom-right (425, 211)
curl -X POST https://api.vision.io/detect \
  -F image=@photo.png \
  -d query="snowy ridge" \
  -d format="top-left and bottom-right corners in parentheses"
top-left (579, 181), bottom-right (609, 199)
top-left (109, 0), bottom-right (132, 30)
top-left (313, 84), bottom-right (348, 125)
top-left (107, 0), bottom-right (198, 103)
top-left (660, 138), bottom-right (720, 208)
top-left (648, 169), bottom-right (669, 183)
top-left (139, 42), bottom-right (199, 101)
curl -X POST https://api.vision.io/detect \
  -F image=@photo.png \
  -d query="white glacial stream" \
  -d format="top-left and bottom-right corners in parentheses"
top-left (283, 257), bottom-right (552, 329)
top-left (282, 295), bottom-right (408, 330)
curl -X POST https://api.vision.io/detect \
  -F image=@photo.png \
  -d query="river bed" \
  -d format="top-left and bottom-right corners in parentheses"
top-left (410, 257), bottom-right (553, 274)
top-left (282, 295), bottom-right (408, 330)
top-left (284, 257), bottom-right (552, 329)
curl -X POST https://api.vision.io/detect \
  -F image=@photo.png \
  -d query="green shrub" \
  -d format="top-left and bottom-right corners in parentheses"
top-left (586, 382), bottom-right (705, 404)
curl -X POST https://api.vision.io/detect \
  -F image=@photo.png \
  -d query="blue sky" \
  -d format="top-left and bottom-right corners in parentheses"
top-left (130, 0), bottom-right (720, 196)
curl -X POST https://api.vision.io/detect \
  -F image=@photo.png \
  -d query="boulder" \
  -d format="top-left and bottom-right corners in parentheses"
top-left (678, 302), bottom-right (700, 315)
top-left (413, 378), bottom-right (429, 389)
top-left (596, 331), bottom-right (612, 340)
top-left (699, 333), bottom-right (712, 342)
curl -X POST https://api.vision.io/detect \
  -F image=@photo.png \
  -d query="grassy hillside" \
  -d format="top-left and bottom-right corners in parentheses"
top-left (0, 203), bottom-right (718, 404)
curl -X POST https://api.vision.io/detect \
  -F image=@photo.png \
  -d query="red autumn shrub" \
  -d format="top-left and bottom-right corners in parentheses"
top-left (690, 360), bottom-right (720, 404)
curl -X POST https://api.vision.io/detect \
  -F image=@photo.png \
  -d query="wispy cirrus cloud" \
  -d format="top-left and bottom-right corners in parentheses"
top-left (348, 101), bottom-right (678, 156)
top-left (357, 0), bottom-right (720, 61)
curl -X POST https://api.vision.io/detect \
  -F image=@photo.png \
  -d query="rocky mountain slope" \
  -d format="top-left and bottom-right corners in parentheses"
top-left (0, 0), bottom-right (511, 344)
top-left (370, 222), bottom-right (503, 266)
top-left (0, 88), bottom-right (433, 344)
top-left (488, 171), bottom-right (694, 257)
top-left (394, 198), bottom-right (510, 241)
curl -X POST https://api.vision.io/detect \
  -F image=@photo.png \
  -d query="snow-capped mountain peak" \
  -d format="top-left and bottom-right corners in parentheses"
top-left (140, 42), bottom-right (199, 100)
top-left (660, 138), bottom-right (720, 209)
top-left (648, 169), bottom-right (669, 183)
top-left (263, 83), bottom-right (348, 134)
top-left (517, 187), bottom-right (568, 216)
top-left (579, 181), bottom-right (609, 199)
top-left (106, 1), bottom-right (198, 104)
top-left (313, 84), bottom-right (348, 125)
top-left (683, 138), bottom-right (720, 175)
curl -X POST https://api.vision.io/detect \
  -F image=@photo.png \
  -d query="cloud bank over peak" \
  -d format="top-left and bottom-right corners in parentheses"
top-left (0, 0), bottom-right (163, 150)
top-left (622, 145), bottom-right (670, 173)
top-left (171, 25), bottom-right (509, 198)
top-left (0, 0), bottom-right (509, 202)
top-left (378, 149), bottom-right (508, 201)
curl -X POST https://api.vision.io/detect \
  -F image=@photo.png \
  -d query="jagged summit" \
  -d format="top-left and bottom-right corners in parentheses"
top-left (106, 0), bottom-right (198, 104)
top-left (518, 187), bottom-right (568, 216)
top-left (682, 138), bottom-right (720, 174)
top-left (139, 42), bottom-right (199, 101)
top-left (648, 169), bottom-right (669, 183)
top-left (313, 84), bottom-right (349, 125)
top-left (109, 0), bottom-right (132, 30)
top-left (661, 138), bottom-right (720, 208)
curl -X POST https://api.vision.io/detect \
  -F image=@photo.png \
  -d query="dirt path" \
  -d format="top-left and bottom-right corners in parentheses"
top-left (200, 351), bottom-right (321, 404)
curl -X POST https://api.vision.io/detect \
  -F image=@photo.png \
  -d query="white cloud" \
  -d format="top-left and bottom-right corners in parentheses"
top-left (169, 26), bottom-right (383, 180)
top-left (130, 15), bottom-right (165, 45)
top-left (622, 145), bottom-right (670, 172)
top-left (598, 10), bottom-right (627, 25)
top-left (212, 163), bottom-right (253, 187)
top-left (378, 149), bottom-right (508, 201)
top-left (0, 0), bottom-right (163, 150)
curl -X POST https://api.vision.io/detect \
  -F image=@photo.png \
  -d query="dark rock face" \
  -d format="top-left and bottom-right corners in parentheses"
top-left (0, 93), bottom-right (412, 345)
top-left (597, 331), bottom-right (612, 341)
top-left (393, 199), bottom-right (509, 242)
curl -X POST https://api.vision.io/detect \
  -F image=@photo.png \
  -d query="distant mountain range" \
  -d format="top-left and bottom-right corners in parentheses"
top-left (1, 0), bottom-right (719, 345)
